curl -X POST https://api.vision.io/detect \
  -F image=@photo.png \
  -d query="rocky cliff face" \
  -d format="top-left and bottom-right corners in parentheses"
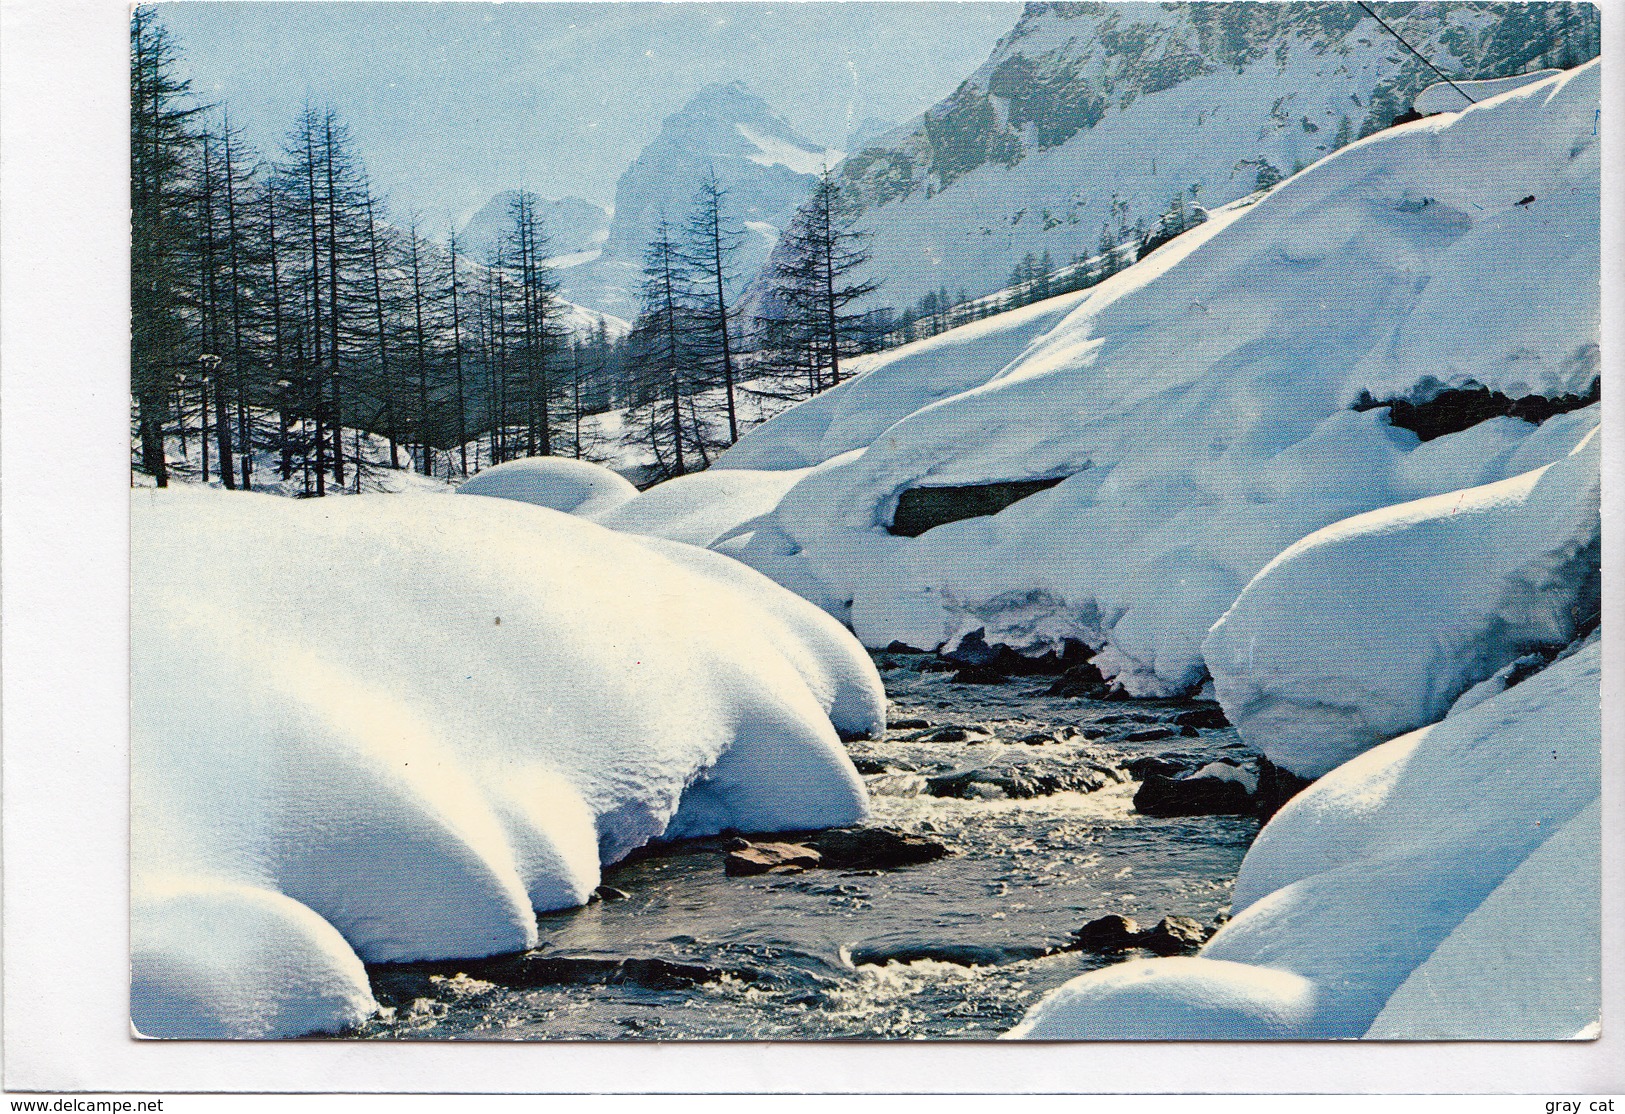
top-left (805, 1), bottom-right (1600, 310)
top-left (558, 81), bottom-right (836, 319)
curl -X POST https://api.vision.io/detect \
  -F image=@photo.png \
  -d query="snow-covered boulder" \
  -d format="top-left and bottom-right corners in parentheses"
top-left (628, 63), bottom-right (1600, 699)
top-left (456, 455), bottom-right (638, 517)
top-left (131, 488), bottom-right (882, 1038)
top-left (588, 466), bottom-right (812, 550)
top-left (1204, 428), bottom-right (1599, 779)
top-left (1008, 638), bottom-right (1601, 1040)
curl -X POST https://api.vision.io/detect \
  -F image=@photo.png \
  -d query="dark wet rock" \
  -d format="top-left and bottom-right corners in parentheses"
top-left (885, 640), bottom-right (929, 655)
top-left (1134, 769), bottom-right (1253, 817)
top-left (1252, 758), bottom-right (1313, 821)
top-left (926, 762), bottom-right (1119, 800)
top-left (371, 952), bottom-right (757, 998)
top-left (1073, 914), bottom-right (1142, 952)
top-left (941, 630), bottom-right (1093, 676)
top-left (918, 725), bottom-right (976, 742)
top-left (806, 827), bottom-right (949, 870)
top-left (1123, 755), bottom-right (1189, 781)
top-left (951, 663), bottom-right (1009, 685)
top-left (888, 717), bottom-right (931, 730)
top-left (1121, 726), bottom-right (1175, 743)
top-left (889, 477), bottom-right (1066, 537)
top-left (1013, 728), bottom-right (1079, 746)
top-left (1352, 376), bottom-right (1598, 442)
top-left (848, 941), bottom-right (1051, 967)
top-left (1140, 915), bottom-right (1209, 956)
top-left (1069, 913), bottom-right (1209, 956)
top-left (1174, 705), bottom-right (1231, 730)
top-left (851, 756), bottom-right (893, 775)
top-left (724, 841), bottom-right (822, 876)
top-left (1047, 661), bottom-right (1109, 697)
top-left (593, 885), bottom-right (631, 902)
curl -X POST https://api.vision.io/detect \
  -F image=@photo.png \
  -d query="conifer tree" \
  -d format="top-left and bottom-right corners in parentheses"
top-left (758, 167), bottom-right (879, 400)
top-left (131, 8), bottom-right (202, 486)
top-left (682, 169), bottom-right (745, 444)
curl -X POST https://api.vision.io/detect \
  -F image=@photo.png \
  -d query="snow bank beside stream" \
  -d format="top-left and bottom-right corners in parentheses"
top-left (131, 488), bottom-right (882, 1038)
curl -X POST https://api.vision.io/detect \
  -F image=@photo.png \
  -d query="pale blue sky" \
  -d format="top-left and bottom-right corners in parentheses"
top-left (157, 2), bottom-right (1021, 231)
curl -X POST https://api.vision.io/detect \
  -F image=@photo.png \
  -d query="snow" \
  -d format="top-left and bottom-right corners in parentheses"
top-left (588, 466), bottom-right (811, 550)
top-left (1007, 637), bottom-right (1601, 1039)
top-left (1414, 69), bottom-right (1563, 116)
top-left (1204, 429), bottom-right (1600, 779)
top-left (457, 456), bottom-right (639, 517)
top-left (718, 288), bottom-right (1094, 471)
top-left (1005, 957), bottom-right (1319, 1040)
top-left (633, 63), bottom-right (1600, 702)
top-left (736, 123), bottom-right (838, 177)
top-left (1365, 799), bottom-right (1600, 1040)
top-left (131, 488), bottom-right (882, 1038)
top-left (827, 4), bottom-right (1589, 311)
top-left (1187, 761), bottom-right (1258, 795)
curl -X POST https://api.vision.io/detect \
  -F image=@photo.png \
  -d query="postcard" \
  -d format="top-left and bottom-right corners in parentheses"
top-left (125, 0), bottom-right (1602, 1045)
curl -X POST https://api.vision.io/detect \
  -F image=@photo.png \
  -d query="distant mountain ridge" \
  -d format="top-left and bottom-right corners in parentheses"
top-left (795, 0), bottom-right (1600, 310)
top-left (456, 191), bottom-right (611, 265)
top-left (556, 81), bottom-right (837, 320)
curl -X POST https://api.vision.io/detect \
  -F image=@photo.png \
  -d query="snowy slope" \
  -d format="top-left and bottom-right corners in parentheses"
top-left (800, 2), bottom-right (1599, 309)
top-left (718, 287), bottom-right (1094, 471)
top-left (1008, 637), bottom-right (1600, 1039)
top-left (130, 488), bottom-right (883, 1038)
top-left (557, 82), bottom-right (831, 319)
top-left (657, 62), bottom-right (1599, 700)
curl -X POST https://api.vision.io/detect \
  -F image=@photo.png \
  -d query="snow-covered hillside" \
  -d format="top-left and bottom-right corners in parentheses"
top-left (130, 488), bottom-right (884, 1038)
top-left (650, 63), bottom-right (1600, 710)
top-left (557, 81), bottom-right (835, 319)
top-left (798, 1), bottom-right (1599, 309)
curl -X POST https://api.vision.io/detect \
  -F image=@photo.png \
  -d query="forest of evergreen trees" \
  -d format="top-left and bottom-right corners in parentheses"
top-left (131, 10), bottom-right (897, 493)
top-left (132, 10), bottom-right (634, 494)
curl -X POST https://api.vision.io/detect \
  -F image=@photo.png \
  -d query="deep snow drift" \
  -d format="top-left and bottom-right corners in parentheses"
top-left (130, 488), bottom-right (883, 1038)
top-left (1009, 637), bottom-right (1601, 1039)
top-left (457, 456), bottom-right (639, 517)
top-left (1205, 426), bottom-right (1600, 778)
top-left (670, 63), bottom-right (1601, 705)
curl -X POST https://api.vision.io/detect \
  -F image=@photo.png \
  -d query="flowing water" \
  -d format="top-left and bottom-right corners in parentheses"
top-left (358, 653), bottom-right (1262, 1040)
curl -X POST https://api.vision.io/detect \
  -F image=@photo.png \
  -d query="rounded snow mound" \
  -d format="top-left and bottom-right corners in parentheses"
top-left (457, 455), bottom-right (638, 516)
top-left (131, 488), bottom-right (882, 1038)
top-left (1006, 638), bottom-right (1600, 1039)
top-left (588, 467), bottom-right (812, 549)
top-left (1205, 427), bottom-right (1600, 779)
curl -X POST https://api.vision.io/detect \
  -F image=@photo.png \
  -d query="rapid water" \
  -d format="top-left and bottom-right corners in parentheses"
top-left (359, 654), bottom-right (1261, 1040)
